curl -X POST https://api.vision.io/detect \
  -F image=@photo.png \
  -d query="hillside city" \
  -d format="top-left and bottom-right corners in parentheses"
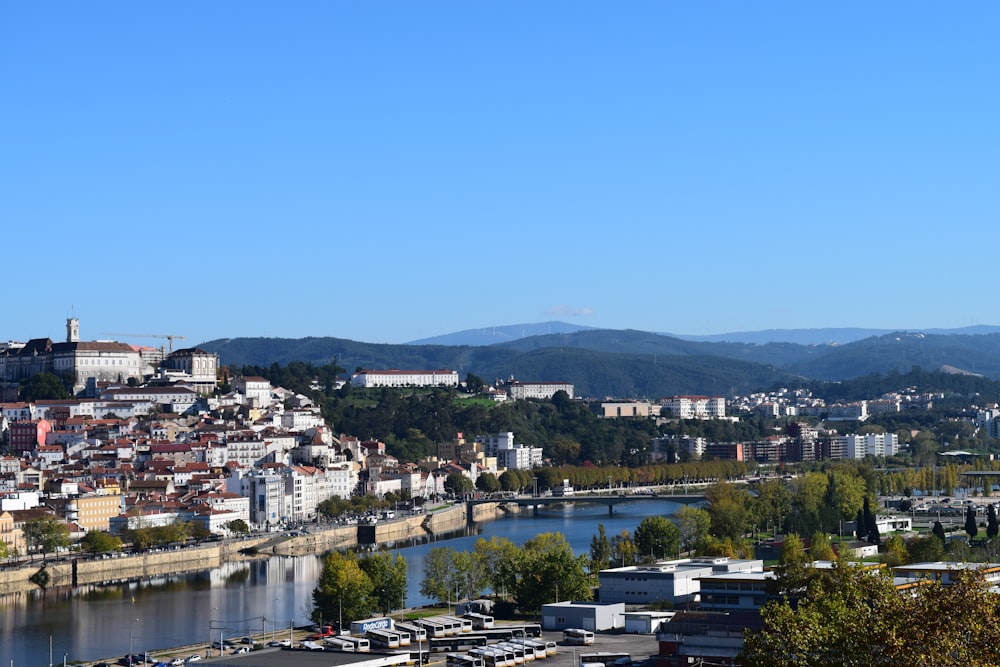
top-left (5, 320), bottom-right (1000, 666)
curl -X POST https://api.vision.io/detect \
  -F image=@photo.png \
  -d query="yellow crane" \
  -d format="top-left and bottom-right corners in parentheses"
top-left (102, 332), bottom-right (186, 353)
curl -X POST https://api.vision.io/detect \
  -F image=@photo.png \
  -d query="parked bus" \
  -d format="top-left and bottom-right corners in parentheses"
top-left (447, 654), bottom-right (485, 667)
top-left (367, 629), bottom-right (400, 649)
top-left (521, 624), bottom-right (542, 638)
top-left (426, 616), bottom-right (462, 636)
top-left (468, 648), bottom-right (505, 667)
top-left (414, 618), bottom-right (447, 638)
top-left (396, 623), bottom-right (428, 643)
top-left (518, 639), bottom-right (548, 660)
top-left (497, 642), bottom-right (530, 664)
top-left (579, 653), bottom-right (631, 667)
top-left (323, 637), bottom-right (356, 652)
top-left (542, 641), bottom-right (558, 657)
top-left (394, 628), bottom-right (411, 647)
top-left (562, 629), bottom-right (595, 646)
top-left (430, 636), bottom-right (488, 652)
top-left (439, 615), bottom-right (474, 634)
top-left (463, 612), bottom-right (495, 630)
top-left (343, 637), bottom-right (370, 652)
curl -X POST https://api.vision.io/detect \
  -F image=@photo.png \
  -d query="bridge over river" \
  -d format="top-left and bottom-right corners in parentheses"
top-left (466, 492), bottom-right (707, 518)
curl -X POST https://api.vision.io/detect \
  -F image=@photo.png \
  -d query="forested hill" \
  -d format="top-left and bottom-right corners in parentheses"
top-left (198, 329), bottom-right (1000, 398)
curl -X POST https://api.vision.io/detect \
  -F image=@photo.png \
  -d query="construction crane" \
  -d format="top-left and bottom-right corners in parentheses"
top-left (102, 333), bottom-right (186, 353)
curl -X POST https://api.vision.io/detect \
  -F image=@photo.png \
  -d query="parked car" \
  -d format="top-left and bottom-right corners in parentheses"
top-left (185, 656), bottom-right (201, 663)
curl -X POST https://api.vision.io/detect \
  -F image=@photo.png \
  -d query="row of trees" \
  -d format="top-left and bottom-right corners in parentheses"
top-left (313, 515), bottom-right (692, 626)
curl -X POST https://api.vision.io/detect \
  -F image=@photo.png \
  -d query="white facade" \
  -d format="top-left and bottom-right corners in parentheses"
top-left (350, 369), bottom-right (459, 388)
top-left (232, 376), bottom-right (273, 408)
top-left (497, 443), bottom-right (543, 470)
top-left (838, 432), bottom-right (899, 459)
top-left (661, 396), bottom-right (726, 419)
top-left (475, 432), bottom-right (515, 458)
top-left (598, 558), bottom-right (764, 606)
top-left (506, 381), bottom-right (574, 400)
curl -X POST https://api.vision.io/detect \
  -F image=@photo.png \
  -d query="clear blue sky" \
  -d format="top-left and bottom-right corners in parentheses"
top-left (3, 2), bottom-right (998, 346)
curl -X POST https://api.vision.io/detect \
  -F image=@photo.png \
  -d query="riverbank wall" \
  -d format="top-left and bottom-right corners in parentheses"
top-left (0, 502), bottom-right (504, 595)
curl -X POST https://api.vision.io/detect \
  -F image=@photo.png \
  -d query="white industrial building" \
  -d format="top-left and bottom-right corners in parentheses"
top-left (541, 601), bottom-right (625, 631)
top-left (598, 557), bottom-right (764, 606)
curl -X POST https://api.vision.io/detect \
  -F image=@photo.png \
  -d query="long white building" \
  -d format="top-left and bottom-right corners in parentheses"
top-left (660, 396), bottom-right (726, 419)
top-left (350, 369), bottom-right (459, 388)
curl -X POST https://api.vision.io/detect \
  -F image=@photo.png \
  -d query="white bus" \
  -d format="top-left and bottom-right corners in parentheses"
top-left (463, 612), bottom-right (495, 630)
top-left (427, 616), bottom-right (462, 636)
top-left (447, 654), bottom-right (485, 667)
top-left (396, 623), bottom-right (428, 643)
top-left (562, 629), bottom-right (595, 646)
top-left (440, 615), bottom-right (474, 634)
top-left (323, 637), bottom-right (356, 652)
top-left (367, 629), bottom-right (400, 649)
top-left (414, 618), bottom-right (447, 638)
top-left (579, 653), bottom-right (631, 667)
top-left (498, 642), bottom-right (531, 663)
top-left (468, 649), bottom-right (504, 667)
top-left (343, 637), bottom-right (370, 653)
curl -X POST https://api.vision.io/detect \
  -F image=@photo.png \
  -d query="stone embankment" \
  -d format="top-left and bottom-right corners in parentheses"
top-left (0, 502), bottom-right (508, 595)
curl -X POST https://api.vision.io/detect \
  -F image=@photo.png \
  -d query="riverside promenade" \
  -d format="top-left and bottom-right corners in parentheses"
top-left (0, 502), bottom-right (501, 596)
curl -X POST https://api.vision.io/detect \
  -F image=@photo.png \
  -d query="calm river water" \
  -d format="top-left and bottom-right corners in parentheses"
top-left (3, 499), bottom-right (682, 667)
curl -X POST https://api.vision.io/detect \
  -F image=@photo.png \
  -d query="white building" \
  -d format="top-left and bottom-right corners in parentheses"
top-left (161, 347), bottom-right (220, 392)
top-left (350, 369), bottom-right (459, 389)
top-left (232, 376), bottom-right (273, 408)
top-left (475, 432), bottom-right (515, 458)
top-left (834, 432), bottom-right (900, 459)
top-left (497, 443), bottom-right (543, 470)
top-left (598, 557), bottom-right (764, 606)
top-left (660, 396), bottom-right (726, 419)
top-left (505, 381), bottom-right (574, 401)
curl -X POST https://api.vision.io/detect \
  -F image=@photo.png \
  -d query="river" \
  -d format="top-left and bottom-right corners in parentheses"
top-left (3, 499), bottom-right (682, 667)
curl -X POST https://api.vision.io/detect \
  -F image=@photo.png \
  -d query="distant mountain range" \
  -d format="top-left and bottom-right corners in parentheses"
top-left (406, 321), bottom-right (1000, 347)
top-left (198, 323), bottom-right (1000, 399)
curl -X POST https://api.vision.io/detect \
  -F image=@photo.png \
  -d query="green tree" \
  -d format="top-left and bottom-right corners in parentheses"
top-left (20, 372), bottom-right (71, 402)
top-left (23, 515), bottom-right (70, 560)
top-left (743, 564), bottom-right (1000, 667)
top-left (808, 531), bottom-right (836, 562)
top-left (359, 551), bottom-right (408, 615)
top-left (464, 373), bottom-right (485, 394)
top-left (473, 536), bottom-right (520, 600)
top-left (965, 506), bottom-right (979, 539)
top-left (444, 473), bottom-right (474, 497)
top-left (609, 529), bottom-right (637, 567)
top-left (932, 520), bottom-right (947, 544)
top-left (80, 531), bottom-right (123, 554)
top-left (674, 505), bottom-right (712, 554)
top-left (705, 482), bottom-right (752, 540)
top-left (633, 515), bottom-right (680, 561)
top-left (988, 504), bottom-right (999, 539)
top-left (882, 534), bottom-right (908, 567)
top-left (589, 524), bottom-right (611, 573)
top-left (511, 532), bottom-right (591, 613)
top-left (312, 551), bottom-right (373, 628)
top-left (476, 473), bottom-right (501, 495)
top-left (225, 519), bottom-right (250, 535)
top-left (421, 547), bottom-right (461, 604)
top-left (499, 470), bottom-right (524, 494)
